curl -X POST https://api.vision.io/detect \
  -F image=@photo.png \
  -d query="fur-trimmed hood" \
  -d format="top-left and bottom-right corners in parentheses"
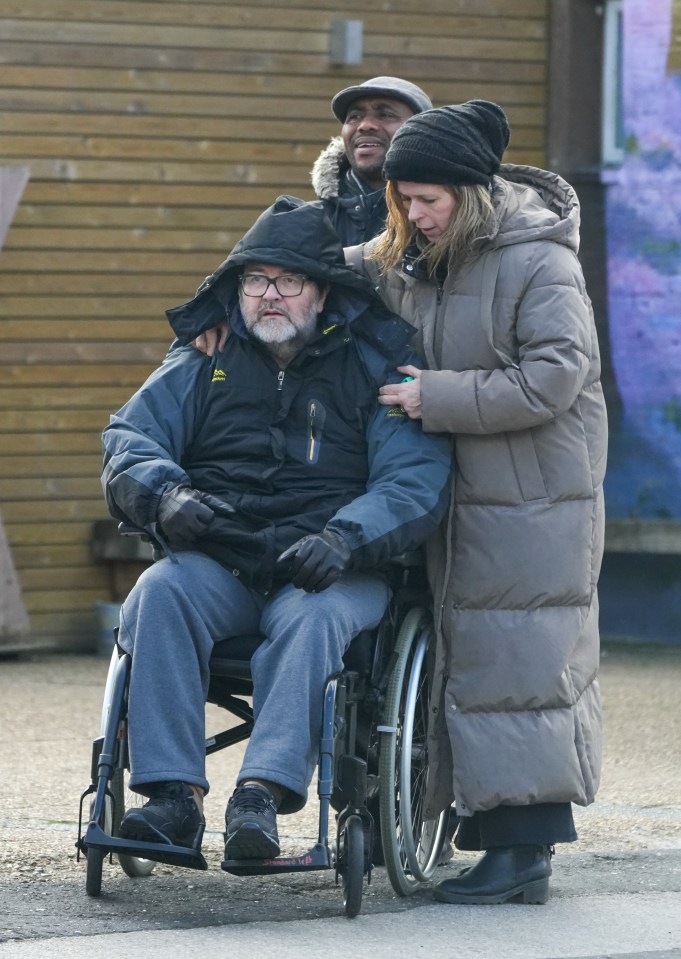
top-left (309, 138), bottom-right (389, 247)
top-left (310, 136), bottom-right (348, 199)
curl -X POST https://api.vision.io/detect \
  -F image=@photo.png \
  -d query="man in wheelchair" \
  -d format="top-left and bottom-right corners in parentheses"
top-left (101, 195), bottom-right (451, 863)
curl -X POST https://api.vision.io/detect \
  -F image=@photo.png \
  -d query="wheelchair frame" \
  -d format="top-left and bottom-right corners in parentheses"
top-left (77, 559), bottom-right (447, 918)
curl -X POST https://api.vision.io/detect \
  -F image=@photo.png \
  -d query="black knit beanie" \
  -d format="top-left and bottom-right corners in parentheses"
top-left (382, 100), bottom-right (510, 187)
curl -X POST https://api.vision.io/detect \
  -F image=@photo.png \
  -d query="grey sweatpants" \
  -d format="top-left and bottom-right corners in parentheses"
top-left (118, 551), bottom-right (389, 813)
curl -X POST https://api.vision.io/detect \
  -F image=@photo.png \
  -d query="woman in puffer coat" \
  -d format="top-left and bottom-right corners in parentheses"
top-left (345, 100), bottom-right (608, 906)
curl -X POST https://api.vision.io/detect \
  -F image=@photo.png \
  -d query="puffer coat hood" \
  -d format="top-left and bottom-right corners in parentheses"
top-left (167, 195), bottom-right (377, 346)
top-left (348, 163), bottom-right (608, 820)
top-left (490, 162), bottom-right (581, 251)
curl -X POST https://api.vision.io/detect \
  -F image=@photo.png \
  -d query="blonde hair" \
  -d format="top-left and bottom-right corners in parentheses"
top-left (370, 180), bottom-right (495, 276)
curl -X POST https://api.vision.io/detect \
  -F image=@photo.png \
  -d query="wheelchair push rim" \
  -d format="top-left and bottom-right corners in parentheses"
top-left (378, 606), bottom-right (447, 896)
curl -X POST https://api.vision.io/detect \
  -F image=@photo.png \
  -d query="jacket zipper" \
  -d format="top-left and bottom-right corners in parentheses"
top-left (308, 401), bottom-right (317, 462)
top-left (306, 399), bottom-right (326, 463)
top-left (277, 370), bottom-right (285, 391)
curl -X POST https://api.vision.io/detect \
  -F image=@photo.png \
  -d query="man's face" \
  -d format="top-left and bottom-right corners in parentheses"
top-left (239, 264), bottom-right (328, 352)
top-left (341, 96), bottom-right (415, 189)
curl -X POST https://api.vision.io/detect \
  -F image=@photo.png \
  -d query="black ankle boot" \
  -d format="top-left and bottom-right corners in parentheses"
top-left (433, 844), bottom-right (553, 905)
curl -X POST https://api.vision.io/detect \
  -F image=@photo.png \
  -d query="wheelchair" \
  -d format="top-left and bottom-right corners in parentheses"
top-left (77, 550), bottom-right (447, 918)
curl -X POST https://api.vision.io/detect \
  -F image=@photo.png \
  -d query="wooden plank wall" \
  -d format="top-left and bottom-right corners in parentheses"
top-left (0, 0), bottom-right (549, 650)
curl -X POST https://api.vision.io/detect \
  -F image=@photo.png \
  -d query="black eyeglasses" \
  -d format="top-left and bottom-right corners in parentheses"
top-left (239, 273), bottom-right (309, 297)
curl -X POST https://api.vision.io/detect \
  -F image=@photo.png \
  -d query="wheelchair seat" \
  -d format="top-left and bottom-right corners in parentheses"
top-left (209, 628), bottom-right (376, 684)
top-left (209, 634), bottom-right (262, 681)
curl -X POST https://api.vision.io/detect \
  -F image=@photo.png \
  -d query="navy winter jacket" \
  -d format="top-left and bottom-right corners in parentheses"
top-left (102, 309), bottom-right (451, 592)
top-left (101, 196), bottom-right (452, 591)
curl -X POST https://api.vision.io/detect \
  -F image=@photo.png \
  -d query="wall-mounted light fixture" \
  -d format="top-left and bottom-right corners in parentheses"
top-left (329, 19), bottom-right (363, 66)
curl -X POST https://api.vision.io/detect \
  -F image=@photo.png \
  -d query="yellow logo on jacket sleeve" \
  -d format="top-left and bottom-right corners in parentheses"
top-left (211, 369), bottom-right (227, 383)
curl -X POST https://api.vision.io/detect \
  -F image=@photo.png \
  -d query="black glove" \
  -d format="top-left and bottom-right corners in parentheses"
top-left (157, 486), bottom-right (235, 549)
top-left (277, 529), bottom-right (351, 593)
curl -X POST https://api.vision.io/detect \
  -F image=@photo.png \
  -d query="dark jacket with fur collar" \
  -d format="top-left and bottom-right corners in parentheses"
top-left (310, 136), bottom-right (388, 246)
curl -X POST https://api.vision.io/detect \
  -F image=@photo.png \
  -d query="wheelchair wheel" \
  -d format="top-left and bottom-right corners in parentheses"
top-left (378, 606), bottom-right (447, 896)
top-left (85, 846), bottom-right (105, 897)
top-left (96, 652), bottom-right (155, 880)
top-left (85, 779), bottom-right (117, 898)
top-left (339, 814), bottom-right (364, 919)
top-left (111, 768), bottom-right (156, 879)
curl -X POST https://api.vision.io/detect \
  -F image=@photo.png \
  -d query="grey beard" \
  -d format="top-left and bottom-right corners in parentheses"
top-left (249, 314), bottom-right (318, 365)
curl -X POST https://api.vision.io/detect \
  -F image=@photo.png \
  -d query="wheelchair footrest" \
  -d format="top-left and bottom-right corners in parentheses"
top-left (221, 841), bottom-right (332, 875)
top-left (82, 822), bottom-right (208, 871)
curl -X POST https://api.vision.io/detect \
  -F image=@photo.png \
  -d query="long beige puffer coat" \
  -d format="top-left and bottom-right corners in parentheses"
top-left (347, 163), bottom-right (608, 820)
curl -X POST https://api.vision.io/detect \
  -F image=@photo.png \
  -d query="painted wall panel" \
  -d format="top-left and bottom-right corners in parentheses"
top-left (605, 0), bottom-right (681, 519)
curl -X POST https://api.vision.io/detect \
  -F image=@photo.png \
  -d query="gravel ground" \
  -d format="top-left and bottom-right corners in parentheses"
top-left (1, 641), bottom-right (680, 941)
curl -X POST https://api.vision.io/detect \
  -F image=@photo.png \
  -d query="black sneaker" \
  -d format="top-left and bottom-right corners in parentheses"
top-left (224, 783), bottom-right (280, 860)
top-left (118, 781), bottom-right (205, 848)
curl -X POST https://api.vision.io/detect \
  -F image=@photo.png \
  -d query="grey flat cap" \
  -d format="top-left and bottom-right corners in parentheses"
top-left (331, 76), bottom-right (432, 122)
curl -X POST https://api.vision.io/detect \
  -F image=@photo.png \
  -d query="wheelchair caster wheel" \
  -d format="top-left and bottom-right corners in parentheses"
top-left (118, 850), bottom-right (156, 879)
top-left (85, 846), bottom-right (105, 897)
top-left (339, 814), bottom-right (364, 918)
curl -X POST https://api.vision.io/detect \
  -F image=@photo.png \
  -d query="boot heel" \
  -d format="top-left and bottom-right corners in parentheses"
top-left (518, 878), bottom-right (549, 904)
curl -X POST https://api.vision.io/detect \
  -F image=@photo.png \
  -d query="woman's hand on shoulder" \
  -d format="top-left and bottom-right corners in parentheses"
top-left (192, 322), bottom-right (230, 356)
top-left (378, 365), bottom-right (423, 419)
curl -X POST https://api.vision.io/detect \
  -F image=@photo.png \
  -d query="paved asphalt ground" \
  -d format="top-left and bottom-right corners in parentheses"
top-left (0, 641), bottom-right (680, 958)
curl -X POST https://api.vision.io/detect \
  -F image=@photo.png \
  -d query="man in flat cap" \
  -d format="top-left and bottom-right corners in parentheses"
top-left (311, 76), bottom-right (432, 246)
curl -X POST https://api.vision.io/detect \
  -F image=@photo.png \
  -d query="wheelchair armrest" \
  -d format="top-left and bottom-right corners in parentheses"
top-left (118, 522), bottom-right (151, 540)
top-left (117, 522), bottom-right (167, 562)
top-left (385, 548), bottom-right (430, 600)
top-left (90, 519), bottom-right (153, 562)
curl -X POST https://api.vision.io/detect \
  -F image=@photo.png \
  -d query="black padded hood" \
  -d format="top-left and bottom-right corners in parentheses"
top-left (167, 196), bottom-right (378, 345)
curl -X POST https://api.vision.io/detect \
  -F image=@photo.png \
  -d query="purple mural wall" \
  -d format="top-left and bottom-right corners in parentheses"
top-left (605, 0), bottom-right (681, 518)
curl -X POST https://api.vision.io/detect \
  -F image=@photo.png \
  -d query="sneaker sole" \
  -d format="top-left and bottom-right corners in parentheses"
top-left (224, 823), bottom-right (280, 860)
